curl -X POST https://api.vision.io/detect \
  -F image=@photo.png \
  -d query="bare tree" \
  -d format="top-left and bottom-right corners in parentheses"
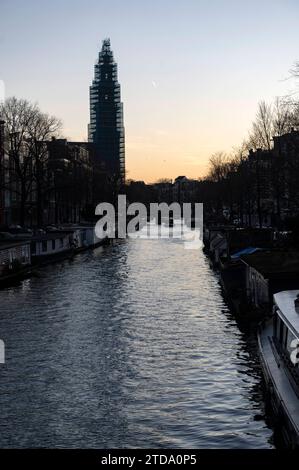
top-left (290, 61), bottom-right (299, 77)
top-left (0, 97), bottom-right (61, 226)
top-left (208, 152), bottom-right (230, 183)
top-left (27, 112), bottom-right (61, 225)
top-left (272, 97), bottom-right (294, 136)
top-left (248, 101), bottom-right (273, 151)
top-left (207, 152), bottom-right (232, 218)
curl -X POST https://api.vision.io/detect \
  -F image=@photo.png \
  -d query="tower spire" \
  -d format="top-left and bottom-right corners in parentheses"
top-left (88, 39), bottom-right (125, 183)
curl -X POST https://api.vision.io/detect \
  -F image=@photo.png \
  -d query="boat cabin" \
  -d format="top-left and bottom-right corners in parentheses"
top-left (0, 240), bottom-right (31, 277)
top-left (272, 290), bottom-right (299, 386)
top-left (30, 231), bottom-right (74, 263)
top-left (258, 290), bottom-right (299, 447)
top-left (241, 251), bottom-right (299, 309)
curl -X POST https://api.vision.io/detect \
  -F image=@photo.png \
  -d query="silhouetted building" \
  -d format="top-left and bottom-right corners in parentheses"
top-left (47, 138), bottom-right (94, 224)
top-left (88, 38), bottom-right (125, 183)
top-left (273, 128), bottom-right (299, 217)
top-left (247, 148), bottom-right (274, 226)
top-left (151, 181), bottom-right (173, 204)
top-left (173, 176), bottom-right (198, 204)
top-left (273, 128), bottom-right (299, 158)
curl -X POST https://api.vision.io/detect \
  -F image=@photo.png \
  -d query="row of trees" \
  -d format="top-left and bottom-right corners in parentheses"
top-left (203, 72), bottom-right (299, 227)
top-left (0, 97), bottom-right (61, 226)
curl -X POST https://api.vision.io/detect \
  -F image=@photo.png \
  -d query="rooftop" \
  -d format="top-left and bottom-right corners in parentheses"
top-left (31, 231), bottom-right (74, 241)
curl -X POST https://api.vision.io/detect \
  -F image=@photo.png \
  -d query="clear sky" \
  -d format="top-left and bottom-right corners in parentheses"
top-left (1, 0), bottom-right (298, 182)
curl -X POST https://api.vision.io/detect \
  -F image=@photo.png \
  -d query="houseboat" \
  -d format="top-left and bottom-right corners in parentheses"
top-left (258, 290), bottom-right (299, 448)
top-left (59, 225), bottom-right (105, 251)
top-left (30, 231), bottom-right (75, 265)
top-left (241, 251), bottom-right (299, 311)
top-left (0, 240), bottom-right (31, 286)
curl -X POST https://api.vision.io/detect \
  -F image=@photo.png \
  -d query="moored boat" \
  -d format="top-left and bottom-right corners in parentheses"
top-left (30, 231), bottom-right (75, 266)
top-left (258, 290), bottom-right (299, 448)
top-left (0, 239), bottom-right (32, 287)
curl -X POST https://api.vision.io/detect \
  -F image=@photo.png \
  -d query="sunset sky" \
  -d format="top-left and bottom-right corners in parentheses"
top-left (1, 0), bottom-right (299, 182)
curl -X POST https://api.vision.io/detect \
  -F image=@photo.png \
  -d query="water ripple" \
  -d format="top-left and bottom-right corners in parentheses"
top-left (0, 238), bottom-right (273, 448)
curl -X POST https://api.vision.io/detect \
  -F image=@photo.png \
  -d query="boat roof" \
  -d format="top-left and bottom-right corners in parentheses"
top-left (231, 246), bottom-right (261, 259)
top-left (241, 251), bottom-right (299, 278)
top-left (31, 231), bottom-right (73, 241)
top-left (0, 240), bottom-right (31, 250)
top-left (274, 290), bottom-right (299, 338)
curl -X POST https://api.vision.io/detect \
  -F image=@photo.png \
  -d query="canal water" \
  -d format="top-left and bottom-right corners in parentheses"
top-left (0, 237), bottom-right (273, 448)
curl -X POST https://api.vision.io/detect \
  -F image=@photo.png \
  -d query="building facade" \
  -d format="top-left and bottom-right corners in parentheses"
top-left (273, 129), bottom-right (299, 218)
top-left (88, 38), bottom-right (125, 183)
top-left (47, 138), bottom-right (94, 224)
top-left (247, 148), bottom-right (274, 227)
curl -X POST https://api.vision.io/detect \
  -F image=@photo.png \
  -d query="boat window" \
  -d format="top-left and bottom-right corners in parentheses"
top-left (42, 241), bottom-right (47, 252)
top-left (279, 318), bottom-right (285, 345)
top-left (276, 316), bottom-right (281, 340)
top-left (21, 246), bottom-right (27, 263)
top-left (273, 313), bottom-right (299, 377)
top-left (284, 327), bottom-right (289, 350)
top-left (277, 317), bottom-right (291, 353)
top-left (273, 314), bottom-right (278, 337)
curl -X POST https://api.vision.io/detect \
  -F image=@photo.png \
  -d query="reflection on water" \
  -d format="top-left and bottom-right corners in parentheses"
top-left (0, 237), bottom-right (273, 448)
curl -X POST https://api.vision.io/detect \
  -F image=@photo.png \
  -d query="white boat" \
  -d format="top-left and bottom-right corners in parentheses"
top-left (258, 290), bottom-right (299, 448)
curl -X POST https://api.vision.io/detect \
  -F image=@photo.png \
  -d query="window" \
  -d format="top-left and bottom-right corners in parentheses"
top-left (279, 318), bottom-right (284, 345)
top-left (9, 249), bottom-right (16, 263)
top-left (21, 246), bottom-right (28, 263)
top-left (284, 327), bottom-right (289, 350)
top-left (273, 313), bottom-right (278, 337)
top-left (59, 238), bottom-right (63, 248)
top-left (277, 318), bottom-right (289, 350)
top-left (52, 240), bottom-right (56, 250)
top-left (42, 241), bottom-right (47, 252)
